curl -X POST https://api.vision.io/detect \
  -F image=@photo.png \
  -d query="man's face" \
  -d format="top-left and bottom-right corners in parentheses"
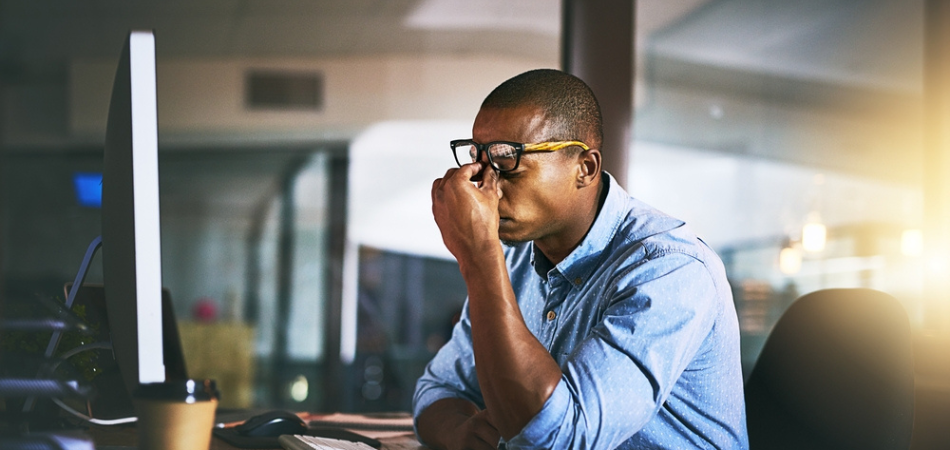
top-left (472, 105), bottom-right (582, 244)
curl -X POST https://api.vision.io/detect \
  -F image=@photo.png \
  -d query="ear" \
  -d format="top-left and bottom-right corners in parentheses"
top-left (575, 148), bottom-right (601, 188)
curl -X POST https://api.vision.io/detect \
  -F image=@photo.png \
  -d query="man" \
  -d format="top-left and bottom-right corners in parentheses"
top-left (414, 69), bottom-right (748, 450)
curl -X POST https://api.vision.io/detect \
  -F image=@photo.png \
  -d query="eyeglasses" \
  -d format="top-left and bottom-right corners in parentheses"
top-left (450, 139), bottom-right (590, 172)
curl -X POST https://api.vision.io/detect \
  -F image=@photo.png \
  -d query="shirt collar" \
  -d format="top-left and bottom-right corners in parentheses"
top-left (530, 172), bottom-right (627, 286)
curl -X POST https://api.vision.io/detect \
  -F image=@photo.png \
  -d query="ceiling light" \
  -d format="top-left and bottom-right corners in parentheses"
top-left (405, 0), bottom-right (559, 36)
top-left (779, 245), bottom-right (802, 275)
top-left (901, 229), bottom-right (923, 257)
top-left (802, 222), bottom-right (826, 253)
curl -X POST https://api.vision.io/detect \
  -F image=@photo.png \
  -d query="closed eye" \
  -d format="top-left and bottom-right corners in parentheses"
top-left (499, 170), bottom-right (521, 180)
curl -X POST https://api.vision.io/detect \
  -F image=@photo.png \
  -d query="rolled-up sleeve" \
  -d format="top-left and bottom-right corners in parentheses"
top-left (412, 300), bottom-right (484, 436)
top-left (507, 254), bottom-right (720, 450)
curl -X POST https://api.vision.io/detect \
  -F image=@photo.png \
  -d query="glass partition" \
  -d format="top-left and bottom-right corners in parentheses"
top-left (634, 0), bottom-right (928, 375)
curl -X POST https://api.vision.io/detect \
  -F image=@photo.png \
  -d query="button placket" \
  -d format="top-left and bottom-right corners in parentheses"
top-left (539, 279), bottom-right (558, 348)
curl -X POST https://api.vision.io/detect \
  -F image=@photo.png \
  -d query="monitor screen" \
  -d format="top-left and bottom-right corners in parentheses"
top-left (101, 30), bottom-right (166, 396)
top-left (72, 172), bottom-right (103, 208)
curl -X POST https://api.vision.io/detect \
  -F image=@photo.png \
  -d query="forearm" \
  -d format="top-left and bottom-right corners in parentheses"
top-left (459, 244), bottom-right (563, 439)
top-left (417, 398), bottom-right (481, 450)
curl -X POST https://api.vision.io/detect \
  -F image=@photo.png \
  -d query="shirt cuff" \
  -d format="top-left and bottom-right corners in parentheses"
top-left (506, 378), bottom-right (571, 449)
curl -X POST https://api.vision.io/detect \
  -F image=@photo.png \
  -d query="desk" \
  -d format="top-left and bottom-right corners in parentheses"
top-left (87, 425), bottom-right (426, 450)
top-left (86, 415), bottom-right (426, 450)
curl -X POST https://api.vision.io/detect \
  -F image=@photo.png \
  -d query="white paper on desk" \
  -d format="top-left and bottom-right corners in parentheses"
top-left (373, 435), bottom-right (427, 450)
top-left (344, 429), bottom-right (414, 439)
top-left (303, 412), bottom-right (415, 433)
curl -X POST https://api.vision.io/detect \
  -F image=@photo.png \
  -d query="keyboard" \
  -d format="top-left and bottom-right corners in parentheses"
top-left (278, 434), bottom-right (377, 450)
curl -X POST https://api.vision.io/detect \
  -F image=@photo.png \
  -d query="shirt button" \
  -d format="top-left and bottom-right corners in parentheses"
top-left (574, 277), bottom-right (582, 285)
top-left (546, 311), bottom-right (556, 321)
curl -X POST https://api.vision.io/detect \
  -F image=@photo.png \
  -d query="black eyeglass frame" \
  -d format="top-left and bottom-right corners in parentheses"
top-left (449, 139), bottom-right (590, 172)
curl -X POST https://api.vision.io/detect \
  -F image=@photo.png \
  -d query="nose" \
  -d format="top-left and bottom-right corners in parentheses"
top-left (468, 153), bottom-right (489, 183)
top-left (476, 147), bottom-right (491, 165)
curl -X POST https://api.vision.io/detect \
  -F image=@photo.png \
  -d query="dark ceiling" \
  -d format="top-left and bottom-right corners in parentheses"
top-left (0, 0), bottom-right (929, 184)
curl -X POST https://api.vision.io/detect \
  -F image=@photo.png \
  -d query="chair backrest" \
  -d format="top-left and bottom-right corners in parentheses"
top-left (744, 288), bottom-right (915, 450)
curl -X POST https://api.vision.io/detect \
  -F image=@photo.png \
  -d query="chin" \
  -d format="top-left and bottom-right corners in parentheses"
top-left (498, 228), bottom-right (530, 246)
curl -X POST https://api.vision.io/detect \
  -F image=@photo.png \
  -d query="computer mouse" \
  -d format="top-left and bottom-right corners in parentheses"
top-left (236, 410), bottom-right (308, 437)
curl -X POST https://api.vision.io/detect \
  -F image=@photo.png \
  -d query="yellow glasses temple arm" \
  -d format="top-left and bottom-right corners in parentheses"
top-left (524, 141), bottom-right (590, 152)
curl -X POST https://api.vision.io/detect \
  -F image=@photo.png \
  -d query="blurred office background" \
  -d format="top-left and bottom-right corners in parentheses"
top-left (0, 0), bottom-right (948, 441)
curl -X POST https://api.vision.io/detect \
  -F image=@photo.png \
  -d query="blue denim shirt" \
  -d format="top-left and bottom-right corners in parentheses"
top-left (413, 173), bottom-right (749, 449)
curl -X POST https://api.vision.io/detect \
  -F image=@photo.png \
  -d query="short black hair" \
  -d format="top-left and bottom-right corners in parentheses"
top-left (481, 69), bottom-right (603, 151)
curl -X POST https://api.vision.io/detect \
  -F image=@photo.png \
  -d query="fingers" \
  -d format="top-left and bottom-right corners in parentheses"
top-left (432, 163), bottom-right (486, 201)
top-left (445, 409), bottom-right (500, 450)
top-left (431, 166), bottom-right (461, 201)
top-left (472, 426), bottom-right (501, 449)
top-left (432, 175), bottom-right (445, 201)
top-left (435, 163), bottom-right (482, 187)
top-left (469, 410), bottom-right (501, 449)
top-left (477, 164), bottom-right (501, 197)
top-left (459, 160), bottom-right (484, 174)
top-left (458, 161), bottom-right (486, 184)
top-left (429, 160), bottom-right (501, 259)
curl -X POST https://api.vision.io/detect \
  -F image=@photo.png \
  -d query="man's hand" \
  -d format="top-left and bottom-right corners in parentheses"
top-left (448, 410), bottom-right (501, 450)
top-left (431, 162), bottom-right (503, 262)
top-left (417, 398), bottom-right (501, 450)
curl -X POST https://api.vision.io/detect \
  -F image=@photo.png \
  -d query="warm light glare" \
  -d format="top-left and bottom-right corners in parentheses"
top-left (802, 223), bottom-right (827, 252)
top-left (928, 255), bottom-right (949, 277)
top-left (901, 229), bottom-right (923, 257)
top-left (779, 246), bottom-right (802, 274)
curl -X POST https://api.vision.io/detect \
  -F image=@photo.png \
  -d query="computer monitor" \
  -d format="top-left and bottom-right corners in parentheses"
top-left (101, 30), bottom-right (166, 396)
top-left (62, 283), bottom-right (188, 418)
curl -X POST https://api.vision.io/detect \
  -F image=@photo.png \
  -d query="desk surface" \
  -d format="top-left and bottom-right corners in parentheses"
top-left (87, 425), bottom-right (426, 450)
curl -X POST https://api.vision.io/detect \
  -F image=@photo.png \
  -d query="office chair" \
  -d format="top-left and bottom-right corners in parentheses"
top-left (744, 288), bottom-right (915, 450)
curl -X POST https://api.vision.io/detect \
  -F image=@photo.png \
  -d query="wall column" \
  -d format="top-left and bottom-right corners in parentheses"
top-left (562, 0), bottom-right (634, 189)
top-left (322, 147), bottom-right (349, 411)
top-left (924, 0), bottom-right (950, 330)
